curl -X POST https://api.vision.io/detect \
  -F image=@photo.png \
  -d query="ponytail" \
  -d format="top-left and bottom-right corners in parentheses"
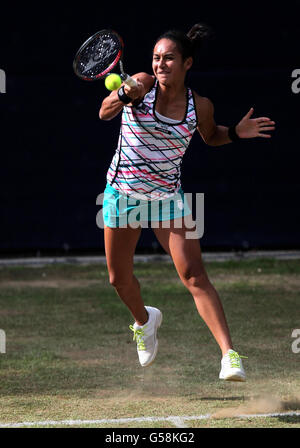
top-left (186, 23), bottom-right (214, 54)
top-left (155, 22), bottom-right (214, 62)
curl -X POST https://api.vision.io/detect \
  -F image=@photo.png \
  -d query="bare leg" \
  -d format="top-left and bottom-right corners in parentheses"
top-left (153, 218), bottom-right (233, 356)
top-left (104, 225), bottom-right (148, 326)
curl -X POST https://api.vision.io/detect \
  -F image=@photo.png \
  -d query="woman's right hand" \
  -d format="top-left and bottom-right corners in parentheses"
top-left (123, 79), bottom-right (145, 102)
top-left (99, 73), bottom-right (155, 120)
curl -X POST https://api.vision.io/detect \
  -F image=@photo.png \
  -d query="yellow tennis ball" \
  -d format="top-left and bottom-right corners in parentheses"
top-left (105, 74), bottom-right (122, 91)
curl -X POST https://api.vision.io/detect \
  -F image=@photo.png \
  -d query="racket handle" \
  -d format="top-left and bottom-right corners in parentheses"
top-left (123, 74), bottom-right (138, 87)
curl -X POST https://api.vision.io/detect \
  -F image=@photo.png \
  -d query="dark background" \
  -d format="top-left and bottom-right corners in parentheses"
top-left (1, 1), bottom-right (299, 256)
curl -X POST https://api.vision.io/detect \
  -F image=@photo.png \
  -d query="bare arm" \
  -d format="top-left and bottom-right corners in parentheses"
top-left (195, 94), bottom-right (276, 146)
top-left (195, 96), bottom-right (231, 146)
top-left (99, 72), bottom-right (155, 121)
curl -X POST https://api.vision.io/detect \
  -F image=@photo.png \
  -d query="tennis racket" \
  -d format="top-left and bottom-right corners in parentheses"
top-left (73, 29), bottom-right (137, 87)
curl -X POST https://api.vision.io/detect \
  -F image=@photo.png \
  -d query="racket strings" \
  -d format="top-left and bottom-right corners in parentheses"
top-left (76, 32), bottom-right (121, 78)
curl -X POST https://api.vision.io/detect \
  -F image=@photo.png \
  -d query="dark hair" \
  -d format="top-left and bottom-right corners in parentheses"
top-left (155, 23), bottom-right (214, 61)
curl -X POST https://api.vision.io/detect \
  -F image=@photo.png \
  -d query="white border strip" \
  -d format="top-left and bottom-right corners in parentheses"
top-left (0, 412), bottom-right (299, 428)
top-left (1, 250), bottom-right (300, 267)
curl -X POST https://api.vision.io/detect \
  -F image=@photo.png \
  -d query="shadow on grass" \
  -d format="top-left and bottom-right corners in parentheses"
top-left (196, 396), bottom-right (244, 401)
top-left (277, 415), bottom-right (300, 424)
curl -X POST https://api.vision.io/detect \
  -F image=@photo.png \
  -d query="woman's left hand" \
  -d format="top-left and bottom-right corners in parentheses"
top-left (236, 107), bottom-right (276, 138)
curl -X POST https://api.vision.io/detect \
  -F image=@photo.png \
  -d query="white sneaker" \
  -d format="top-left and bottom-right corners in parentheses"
top-left (129, 306), bottom-right (163, 367)
top-left (219, 349), bottom-right (247, 382)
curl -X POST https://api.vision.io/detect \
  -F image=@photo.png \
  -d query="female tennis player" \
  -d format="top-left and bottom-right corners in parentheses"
top-left (99, 24), bottom-right (275, 381)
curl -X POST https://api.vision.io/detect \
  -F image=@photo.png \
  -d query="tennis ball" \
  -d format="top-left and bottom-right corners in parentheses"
top-left (105, 74), bottom-right (122, 91)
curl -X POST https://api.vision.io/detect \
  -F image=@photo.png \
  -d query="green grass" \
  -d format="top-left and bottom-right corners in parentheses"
top-left (0, 258), bottom-right (299, 428)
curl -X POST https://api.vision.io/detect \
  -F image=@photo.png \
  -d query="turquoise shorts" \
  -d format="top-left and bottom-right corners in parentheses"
top-left (102, 183), bottom-right (192, 228)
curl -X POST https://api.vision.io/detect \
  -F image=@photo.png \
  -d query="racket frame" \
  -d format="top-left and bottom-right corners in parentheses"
top-left (73, 30), bottom-right (137, 86)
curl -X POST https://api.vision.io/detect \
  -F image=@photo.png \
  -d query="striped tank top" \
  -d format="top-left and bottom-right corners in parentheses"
top-left (106, 80), bottom-right (198, 200)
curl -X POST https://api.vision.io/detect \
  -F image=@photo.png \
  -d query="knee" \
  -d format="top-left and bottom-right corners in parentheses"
top-left (181, 266), bottom-right (210, 290)
top-left (108, 272), bottom-right (134, 290)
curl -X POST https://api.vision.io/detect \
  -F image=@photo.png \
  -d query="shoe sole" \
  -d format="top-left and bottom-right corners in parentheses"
top-left (142, 310), bottom-right (163, 367)
top-left (220, 374), bottom-right (246, 382)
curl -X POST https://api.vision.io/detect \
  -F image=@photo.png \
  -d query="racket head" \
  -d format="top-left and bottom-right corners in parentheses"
top-left (73, 29), bottom-right (124, 81)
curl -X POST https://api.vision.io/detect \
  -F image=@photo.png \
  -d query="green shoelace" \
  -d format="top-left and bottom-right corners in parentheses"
top-left (129, 325), bottom-right (146, 351)
top-left (228, 351), bottom-right (248, 368)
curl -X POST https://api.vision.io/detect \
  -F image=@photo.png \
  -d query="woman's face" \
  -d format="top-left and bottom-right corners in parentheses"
top-left (152, 38), bottom-right (192, 86)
